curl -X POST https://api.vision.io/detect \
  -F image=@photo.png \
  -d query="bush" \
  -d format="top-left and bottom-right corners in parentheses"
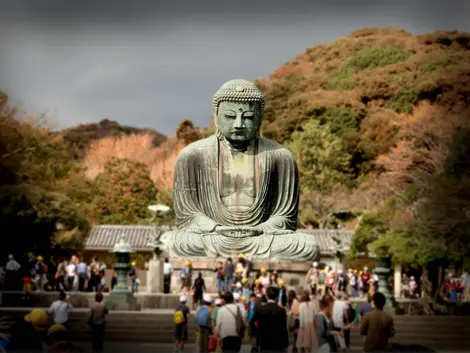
top-left (388, 86), bottom-right (418, 113)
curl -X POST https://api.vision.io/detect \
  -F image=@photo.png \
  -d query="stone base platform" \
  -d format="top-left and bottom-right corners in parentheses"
top-left (168, 258), bottom-right (314, 293)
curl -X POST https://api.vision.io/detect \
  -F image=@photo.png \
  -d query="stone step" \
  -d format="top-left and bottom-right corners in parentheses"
top-left (2, 309), bottom-right (470, 348)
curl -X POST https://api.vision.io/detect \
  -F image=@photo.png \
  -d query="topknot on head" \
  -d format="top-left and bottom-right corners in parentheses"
top-left (213, 79), bottom-right (264, 115)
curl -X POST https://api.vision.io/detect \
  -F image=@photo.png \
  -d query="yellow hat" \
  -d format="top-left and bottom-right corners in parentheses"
top-left (236, 267), bottom-right (244, 274)
top-left (131, 261), bottom-right (136, 266)
top-left (260, 268), bottom-right (266, 273)
top-left (37, 255), bottom-right (43, 261)
top-left (241, 278), bottom-right (248, 284)
top-left (278, 279), bottom-right (285, 287)
top-left (24, 309), bottom-right (48, 331)
top-left (185, 261), bottom-right (190, 266)
top-left (238, 253), bottom-right (245, 258)
top-left (359, 271), bottom-right (363, 275)
top-left (241, 296), bottom-right (247, 302)
top-left (48, 324), bottom-right (66, 336)
top-left (255, 279), bottom-right (261, 285)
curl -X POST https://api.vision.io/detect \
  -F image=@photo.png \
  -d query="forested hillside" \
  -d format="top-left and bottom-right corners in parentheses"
top-left (1, 27), bottom-right (469, 272)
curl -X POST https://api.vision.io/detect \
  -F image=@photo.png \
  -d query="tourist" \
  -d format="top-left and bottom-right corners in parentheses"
top-left (332, 294), bottom-right (348, 350)
top-left (88, 257), bottom-right (101, 292)
top-left (55, 258), bottom-right (67, 291)
top-left (8, 308), bottom-right (49, 352)
top-left (34, 255), bottom-right (48, 291)
top-left (76, 258), bottom-right (88, 292)
top-left (348, 269), bottom-right (358, 298)
top-left (315, 295), bottom-right (342, 353)
top-left (110, 269), bottom-right (117, 291)
top-left (233, 282), bottom-right (243, 297)
top-left (224, 258), bottom-right (235, 294)
top-left (336, 270), bottom-right (347, 295)
top-left (296, 290), bottom-right (317, 353)
top-left (196, 294), bottom-right (213, 353)
top-left (250, 286), bottom-right (289, 353)
top-left (164, 257), bottom-right (173, 293)
top-left (4, 254), bottom-right (21, 291)
top-left (47, 324), bottom-right (81, 353)
top-left (215, 291), bottom-right (245, 353)
top-left (212, 298), bottom-right (223, 329)
top-left (193, 272), bottom-right (207, 309)
top-left (277, 280), bottom-right (287, 307)
top-left (342, 297), bottom-right (356, 350)
top-left (180, 261), bottom-right (191, 292)
top-left (214, 261), bottom-right (225, 295)
top-left (49, 290), bottom-right (73, 327)
top-left (174, 295), bottom-right (191, 353)
top-left (233, 292), bottom-right (247, 323)
top-left (88, 292), bottom-right (108, 353)
top-left (98, 260), bottom-right (107, 291)
top-left (269, 272), bottom-right (278, 287)
top-left (306, 262), bottom-right (319, 297)
top-left (66, 258), bottom-right (77, 291)
top-left (253, 279), bottom-right (263, 296)
top-left (360, 292), bottom-right (395, 352)
top-left (287, 290), bottom-right (300, 353)
top-left (241, 278), bottom-right (251, 299)
top-left (259, 268), bottom-right (270, 288)
top-left (129, 261), bottom-right (137, 293)
top-left (236, 254), bottom-right (247, 277)
top-left (360, 296), bottom-right (373, 323)
top-left (361, 268), bottom-right (371, 298)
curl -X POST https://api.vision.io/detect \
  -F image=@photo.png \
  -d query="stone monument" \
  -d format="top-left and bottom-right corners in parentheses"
top-left (159, 79), bottom-right (319, 261)
top-left (107, 233), bottom-right (138, 310)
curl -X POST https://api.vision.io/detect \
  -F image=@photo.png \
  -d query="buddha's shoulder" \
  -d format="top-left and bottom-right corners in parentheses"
top-left (259, 137), bottom-right (294, 158)
top-left (177, 136), bottom-right (217, 159)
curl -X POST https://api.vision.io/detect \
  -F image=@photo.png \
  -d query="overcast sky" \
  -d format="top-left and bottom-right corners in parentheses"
top-left (1, 0), bottom-right (469, 135)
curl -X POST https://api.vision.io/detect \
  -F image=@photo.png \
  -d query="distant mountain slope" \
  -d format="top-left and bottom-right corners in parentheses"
top-left (253, 27), bottom-right (470, 226)
top-left (59, 119), bottom-right (167, 158)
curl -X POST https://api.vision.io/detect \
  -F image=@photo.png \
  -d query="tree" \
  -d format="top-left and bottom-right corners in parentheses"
top-left (176, 119), bottom-right (202, 145)
top-left (286, 119), bottom-right (351, 192)
top-left (90, 158), bottom-right (158, 224)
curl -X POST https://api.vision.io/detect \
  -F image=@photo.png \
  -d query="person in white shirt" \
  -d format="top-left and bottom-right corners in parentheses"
top-left (216, 292), bottom-right (244, 352)
top-left (49, 290), bottom-right (73, 327)
top-left (233, 292), bottom-right (247, 324)
top-left (66, 261), bottom-right (77, 291)
top-left (163, 258), bottom-right (173, 294)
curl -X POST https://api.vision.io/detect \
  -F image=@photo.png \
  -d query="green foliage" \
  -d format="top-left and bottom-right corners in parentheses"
top-left (91, 157), bottom-right (158, 224)
top-left (387, 86), bottom-right (418, 113)
top-left (318, 107), bottom-right (360, 136)
top-left (324, 45), bottom-right (412, 91)
top-left (286, 119), bottom-right (351, 192)
top-left (443, 127), bottom-right (470, 178)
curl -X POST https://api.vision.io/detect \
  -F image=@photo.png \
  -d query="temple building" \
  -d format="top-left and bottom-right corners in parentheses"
top-left (84, 225), bottom-right (357, 268)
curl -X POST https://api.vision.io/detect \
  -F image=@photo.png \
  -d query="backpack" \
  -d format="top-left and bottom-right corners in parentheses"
top-left (174, 310), bottom-right (185, 325)
top-left (195, 306), bottom-right (211, 327)
top-left (41, 263), bottom-right (48, 273)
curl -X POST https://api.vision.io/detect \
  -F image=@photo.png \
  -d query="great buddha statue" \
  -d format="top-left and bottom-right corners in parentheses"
top-left (159, 79), bottom-right (319, 261)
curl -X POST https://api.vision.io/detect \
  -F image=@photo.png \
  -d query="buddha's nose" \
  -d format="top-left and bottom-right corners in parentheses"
top-left (234, 116), bottom-right (244, 129)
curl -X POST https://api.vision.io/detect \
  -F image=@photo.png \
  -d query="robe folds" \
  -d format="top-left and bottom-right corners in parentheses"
top-left (160, 135), bottom-right (319, 261)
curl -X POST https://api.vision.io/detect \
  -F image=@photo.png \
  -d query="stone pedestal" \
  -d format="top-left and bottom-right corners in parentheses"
top-left (147, 259), bottom-right (163, 293)
top-left (169, 258), bottom-right (312, 293)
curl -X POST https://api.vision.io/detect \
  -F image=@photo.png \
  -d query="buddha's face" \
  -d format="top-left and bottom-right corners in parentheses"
top-left (216, 101), bottom-right (262, 143)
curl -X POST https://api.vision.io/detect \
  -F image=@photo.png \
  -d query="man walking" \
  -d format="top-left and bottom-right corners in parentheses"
top-left (216, 292), bottom-right (245, 353)
top-left (164, 258), bottom-right (173, 294)
top-left (360, 292), bottom-right (395, 353)
top-left (250, 286), bottom-right (289, 353)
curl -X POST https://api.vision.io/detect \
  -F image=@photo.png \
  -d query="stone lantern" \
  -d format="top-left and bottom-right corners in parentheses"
top-left (107, 232), bottom-right (138, 310)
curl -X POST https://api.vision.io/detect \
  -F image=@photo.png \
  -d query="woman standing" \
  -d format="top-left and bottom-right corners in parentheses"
top-left (296, 291), bottom-right (317, 353)
top-left (315, 296), bottom-right (342, 353)
top-left (88, 292), bottom-right (108, 353)
top-left (288, 290), bottom-right (300, 353)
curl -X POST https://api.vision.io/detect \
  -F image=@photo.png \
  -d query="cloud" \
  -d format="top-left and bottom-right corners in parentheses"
top-left (1, 0), bottom-right (469, 135)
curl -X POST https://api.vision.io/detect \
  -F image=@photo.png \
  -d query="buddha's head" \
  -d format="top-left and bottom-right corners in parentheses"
top-left (213, 79), bottom-right (264, 145)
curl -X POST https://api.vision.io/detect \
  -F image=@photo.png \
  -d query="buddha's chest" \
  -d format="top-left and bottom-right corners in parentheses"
top-left (219, 150), bottom-right (257, 209)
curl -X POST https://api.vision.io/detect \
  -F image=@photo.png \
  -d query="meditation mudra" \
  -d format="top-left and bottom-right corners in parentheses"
top-left (160, 79), bottom-right (319, 261)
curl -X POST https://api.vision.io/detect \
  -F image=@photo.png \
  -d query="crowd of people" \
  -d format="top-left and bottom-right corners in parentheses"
top-left (2, 254), bottom-right (142, 294)
top-left (176, 286), bottom-right (395, 353)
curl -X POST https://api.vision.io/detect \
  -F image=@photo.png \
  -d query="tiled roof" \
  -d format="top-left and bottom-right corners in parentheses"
top-left (86, 225), bottom-right (353, 255)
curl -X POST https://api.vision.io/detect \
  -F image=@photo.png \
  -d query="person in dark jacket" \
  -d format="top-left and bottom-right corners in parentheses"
top-left (8, 309), bottom-right (49, 352)
top-left (250, 287), bottom-right (289, 353)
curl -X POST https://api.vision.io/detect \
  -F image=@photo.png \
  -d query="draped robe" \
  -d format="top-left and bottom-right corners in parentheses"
top-left (160, 135), bottom-right (319, 260)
